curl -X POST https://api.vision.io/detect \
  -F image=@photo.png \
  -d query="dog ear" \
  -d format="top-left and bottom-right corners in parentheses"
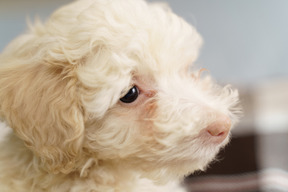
top-left (0, 61), bottom-right (85, 174)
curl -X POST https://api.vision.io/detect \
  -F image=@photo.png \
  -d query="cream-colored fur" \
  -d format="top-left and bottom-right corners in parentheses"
top-left (0, 0), bottom-right (240, 191)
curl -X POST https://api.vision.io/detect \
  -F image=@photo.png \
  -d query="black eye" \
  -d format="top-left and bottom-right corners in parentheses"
top-left (120, 86), bottom-right (139, 103)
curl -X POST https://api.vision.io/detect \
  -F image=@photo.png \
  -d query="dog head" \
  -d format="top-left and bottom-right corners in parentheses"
top-left (0, 0), bottom-right (240, 181)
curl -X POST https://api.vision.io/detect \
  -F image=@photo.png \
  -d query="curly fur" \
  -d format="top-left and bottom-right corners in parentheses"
top-left (0, 0), bottom-right (241, 191)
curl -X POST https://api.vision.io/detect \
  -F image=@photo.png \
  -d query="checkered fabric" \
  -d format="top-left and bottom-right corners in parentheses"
top-left (185, 133), bottom-right (288, 192)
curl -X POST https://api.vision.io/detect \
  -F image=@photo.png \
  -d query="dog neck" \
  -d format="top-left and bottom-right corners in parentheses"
top-left (0, 133), bottom-right (152, 192)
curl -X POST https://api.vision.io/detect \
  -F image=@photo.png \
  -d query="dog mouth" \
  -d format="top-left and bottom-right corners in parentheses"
top-left (157, 131), bottom-right (230, 163)
top-left (168, 131), bottom-right (231, 165)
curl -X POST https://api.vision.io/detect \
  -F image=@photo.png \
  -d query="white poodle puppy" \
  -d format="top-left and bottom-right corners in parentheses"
top-left (0, 0), bottom-right (240, 191)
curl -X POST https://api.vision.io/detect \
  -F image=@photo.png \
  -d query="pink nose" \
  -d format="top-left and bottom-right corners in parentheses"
top-left (205, 115), bottom-right (231, 142)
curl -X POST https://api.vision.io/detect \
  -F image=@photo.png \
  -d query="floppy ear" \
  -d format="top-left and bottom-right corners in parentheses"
top-left (0, 61), bottom-right (85, 174)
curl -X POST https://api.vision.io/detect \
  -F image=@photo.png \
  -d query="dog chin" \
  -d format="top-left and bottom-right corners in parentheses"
top-left (140, 144), bottom-right (224, 183)
top-left (141, 158), bottom-right (212, 184)
top-left (174, 135), bottom-right (230, 173)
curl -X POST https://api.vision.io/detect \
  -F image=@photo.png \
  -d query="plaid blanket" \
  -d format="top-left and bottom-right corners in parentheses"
top-left (185, 80), bottom-right (288, 192)
top-left (185, 133), bottom-right (288, 192)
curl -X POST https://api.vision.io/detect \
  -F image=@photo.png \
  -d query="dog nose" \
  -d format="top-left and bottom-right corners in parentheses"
top-left (205, 115), bottom-right (231, 142)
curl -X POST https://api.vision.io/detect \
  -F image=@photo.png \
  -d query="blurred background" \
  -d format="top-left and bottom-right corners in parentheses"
top-left (1, 0), bottom-right (288, 191)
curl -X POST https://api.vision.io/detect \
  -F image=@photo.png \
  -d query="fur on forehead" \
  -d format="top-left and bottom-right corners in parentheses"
top-left (49, 0), bottom-right (202, 76)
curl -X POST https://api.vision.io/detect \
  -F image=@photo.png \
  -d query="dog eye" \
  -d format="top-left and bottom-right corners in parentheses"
top-left (120, 86), bottom-right (139, 103)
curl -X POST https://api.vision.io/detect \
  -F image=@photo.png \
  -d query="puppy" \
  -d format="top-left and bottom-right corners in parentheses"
top-left (0, 0), bottom-right (240, 191)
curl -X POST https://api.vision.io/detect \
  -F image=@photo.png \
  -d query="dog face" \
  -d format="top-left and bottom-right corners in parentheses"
top-left (0, 0), bottom-right (240, 181)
